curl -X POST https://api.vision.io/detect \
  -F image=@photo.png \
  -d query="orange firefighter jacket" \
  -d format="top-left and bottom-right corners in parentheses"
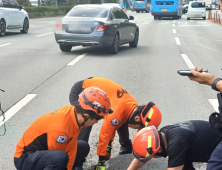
top-left (14, 105), bottom-right (81, 170)
top-left (82, 77), bottom-right (138, 156)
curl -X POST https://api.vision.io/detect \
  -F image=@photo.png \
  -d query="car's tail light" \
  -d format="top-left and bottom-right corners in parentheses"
top-left (145, 3), bottom-right (147, 7)
top-left (96, 24), bottom-right (108, 32)
top-left (56, 21), bottom-right (62, 30)
top-left (133, 2), bottom-right (135, 6)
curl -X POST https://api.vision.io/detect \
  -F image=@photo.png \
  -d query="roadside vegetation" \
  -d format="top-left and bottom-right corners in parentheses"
top-left (15, 0), bottom-right (117, 18)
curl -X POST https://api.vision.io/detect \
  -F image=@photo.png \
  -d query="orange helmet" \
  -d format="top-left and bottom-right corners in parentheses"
top-left (133, 126), bottom-right (160, 161)
top-left (78, 86), bottom-right (113, 116)
top-left (140, 102), bottom-right (162, 128)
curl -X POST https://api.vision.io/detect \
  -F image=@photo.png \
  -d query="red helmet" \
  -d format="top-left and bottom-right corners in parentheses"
top-left (133, 126), bottom-right (160, 161)
top-left (140, 102), bottom-right (162, 128)
top-left (78, 86), bottom-right (113, 116)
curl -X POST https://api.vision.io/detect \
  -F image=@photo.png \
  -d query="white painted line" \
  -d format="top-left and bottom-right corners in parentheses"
top-left (181, 54), bottom-right (194, 69)
top-left (173, 29), bottom-right (176, 33)
top-left (0, 43), bottom-right (12, 47)
top-left (208, 99), bottom-right (219, 112)
top-left (36, 32), bottom-right (53, 37)
top-left (173, 20), bottom-right (175, 23)
top-left (137, 18), bottom-right (150, 22)
top-left (67, 53), bottom-right (88, 66)
top-left (0, 94), bottom-right (37, 127)
top-left (172, 24), bottom-right (175, 27)
top-left (175, 37), bottom-right (181, 45)
top-left (198, 44), bottom-right (219, 53)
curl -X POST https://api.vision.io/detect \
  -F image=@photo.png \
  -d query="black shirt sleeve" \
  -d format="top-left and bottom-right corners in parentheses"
top-left (69, 80), bottom-right (84, 106)
top-left (167, 137), bottom-right (191, 168)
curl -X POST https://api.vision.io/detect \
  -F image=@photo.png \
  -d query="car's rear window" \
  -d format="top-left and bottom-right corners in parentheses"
top-left (67, 6), bottom-right (109, 18)
top-left (191, 2), bottom-right (205, 8)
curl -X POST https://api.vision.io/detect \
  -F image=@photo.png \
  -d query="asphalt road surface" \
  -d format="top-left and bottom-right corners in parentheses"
top-left (0, 10), bottom-right (222, 170)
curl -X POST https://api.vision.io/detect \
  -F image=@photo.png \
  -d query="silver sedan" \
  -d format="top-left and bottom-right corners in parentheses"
top-left (54, 4), bottom-right (139, 54)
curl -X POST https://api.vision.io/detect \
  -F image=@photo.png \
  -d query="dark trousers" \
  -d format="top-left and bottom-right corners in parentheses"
top-left (14, 140), bottom-right (90, 170)
top-left (78, 122), bottom-right (131, 146)
top-left (207, 141), bottom-right (222, 170)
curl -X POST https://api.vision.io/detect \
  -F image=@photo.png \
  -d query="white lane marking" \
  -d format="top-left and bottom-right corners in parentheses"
top-left (0, 94), bottom-right (37, 127)
top-left (208, 99), bottom-right (219, 112)
top-left (173, 29), bottom-right (176, 33)
top-left (137, 18), bottom-right (150, 22)
top-left (198, 44), bottom-right (219, 53)
top-left (36, 32), bottom-right (53, 37)
top-left (172, 24), bottom-right (175, 27)
top-left (0, 43), bottom-right (12, 47)
top-left (175, 37), bottom-right (181, 45)
top-left (173, 20), bottom-right (175, 23)
top-left (67, 53), bottom-right (88, 66)
top-left (181, 54), bottom-right (194, 69)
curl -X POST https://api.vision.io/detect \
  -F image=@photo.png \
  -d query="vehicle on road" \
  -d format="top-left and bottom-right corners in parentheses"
top-left (120, 0), bottom-right (134, 11)
top-left (206, 4), bottom-right (211, 10)
top-left (30, 0), bottom-right (38, 6)
top-left (133, 0), bottom-right (150, 13)
top-left (150, 0), bottom-right (183, 19)
top-left (187, 1), bottom-right (206, 20)
top-left (182, 4), bottom-right (188, 14)
top-left (30, 0), bottom-right (47, 6)
top-left (54, 4), bottom-right (139, 54)
top-left (0, 0), bottom-right (29, 37)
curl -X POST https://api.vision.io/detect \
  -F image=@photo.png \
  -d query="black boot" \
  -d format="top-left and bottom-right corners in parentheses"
top-left (119, 140), bottom-right (132, 155)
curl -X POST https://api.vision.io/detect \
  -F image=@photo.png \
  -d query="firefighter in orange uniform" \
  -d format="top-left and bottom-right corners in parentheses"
top-left (14, 86), bottom-right (113, 170)
top-left (69, 77), bottom-right (162, 170)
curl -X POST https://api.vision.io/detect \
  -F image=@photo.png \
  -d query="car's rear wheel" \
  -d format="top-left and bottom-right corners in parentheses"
top-left (21, 18), bottom-right (29, 33)
top-left (154, 16), bottom-right (158, 20)
top-left (136, 11), bottom-right (139, 13)
top-left (187, 18), bottom-right (190, 20)
top-left (129, 29), bottom-right (139, 48)
top-left (108, 33), bottom-right (119, 54)
top-left (0, 19), bottom-right (6, 37)
top-left (203, 17), bottom-right (206, 20)
top-left (59, 44), bottom-right (72, 52)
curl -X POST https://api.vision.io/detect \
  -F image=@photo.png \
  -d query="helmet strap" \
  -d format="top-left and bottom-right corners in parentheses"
top-left (128, 107), bottom-right (144, 127)
top-left (80, 112), bottom-right (89, 126)
top-left (154, 132), bottom-right (167, 158)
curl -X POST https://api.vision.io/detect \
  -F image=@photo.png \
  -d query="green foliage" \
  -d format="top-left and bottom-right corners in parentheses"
top-left (45, 0), bottom-right (53, 5)
top-left (91, 0), bottom-right (101, 4)
top-left (24, 6), bottom-right (72, 18)
top-left (15, 0), bottom-right (31, 6)
top-left (66, 0), bottom-right (75, 5)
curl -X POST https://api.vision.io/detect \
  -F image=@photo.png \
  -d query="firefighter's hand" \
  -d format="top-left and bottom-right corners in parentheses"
top-left (105, 143), bottom-right (112, 160)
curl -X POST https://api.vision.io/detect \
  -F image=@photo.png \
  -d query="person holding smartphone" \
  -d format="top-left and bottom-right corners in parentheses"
top-left (187, 67), bottom-right (222, 170)
top-left (188, 67), bottom-right (222, 92)
top-left (127, 120), bottom-right (221, 170)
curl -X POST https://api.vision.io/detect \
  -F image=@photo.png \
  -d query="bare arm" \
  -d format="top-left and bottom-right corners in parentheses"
top-left (189, 67), bottom-right (222, 92)
top-left (127, 158), bottom-right (146, 170)
top-left (167, 165), bottom-right (184, 170)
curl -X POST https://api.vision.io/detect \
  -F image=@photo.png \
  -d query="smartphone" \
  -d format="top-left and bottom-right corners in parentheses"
top-left (177, 70), bottom-right (208, 76)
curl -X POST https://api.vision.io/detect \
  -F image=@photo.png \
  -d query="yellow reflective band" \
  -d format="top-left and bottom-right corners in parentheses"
top-left (145, 108), bottom-right (154, 127)
top-left (145, 135), bottom-right (152, 158)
